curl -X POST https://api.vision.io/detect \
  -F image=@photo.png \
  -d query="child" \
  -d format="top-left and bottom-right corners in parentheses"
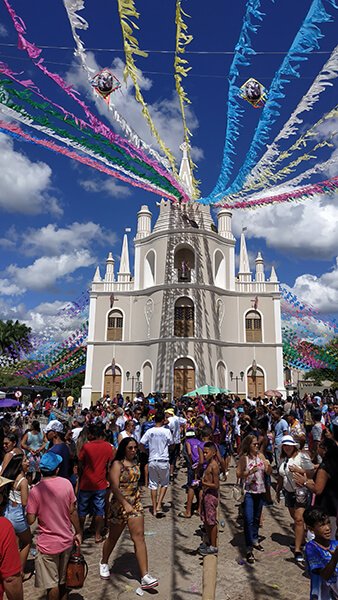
top-left (304, 508), bottom-right (338, 600)
top-left (199, 442), bottom-right (219, 556)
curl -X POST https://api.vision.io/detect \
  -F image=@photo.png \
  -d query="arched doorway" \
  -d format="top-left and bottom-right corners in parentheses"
top-left (174, 358), bottom-right (195, 398)
top-left (104, 365), bottom-right (122, 400)
top-left (216, 361), bottom-right (226, 389)
top-left (142, 362), bottom-right (153, 395)
top-left (247, 366), bottom-right (265, 398)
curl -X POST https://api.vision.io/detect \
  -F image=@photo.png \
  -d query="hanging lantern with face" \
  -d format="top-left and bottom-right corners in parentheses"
top-left (92, 69), bottom-right (121, 102)
top-left (240, 78), bottom-right (267, 108)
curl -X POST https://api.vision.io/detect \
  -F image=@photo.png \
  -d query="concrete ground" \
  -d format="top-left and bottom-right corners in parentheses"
top-left (23, 462), bottom-right (310, 600)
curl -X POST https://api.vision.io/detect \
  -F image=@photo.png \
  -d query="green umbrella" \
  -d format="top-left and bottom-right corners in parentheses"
top-left (184, 385), bottom-right (230, 397)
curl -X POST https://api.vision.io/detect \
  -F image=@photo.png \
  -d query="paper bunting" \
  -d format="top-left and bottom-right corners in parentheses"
top-left (116, 0), bottom-right (178, 175)
top-left (174, 0), bottom-right (199, 198)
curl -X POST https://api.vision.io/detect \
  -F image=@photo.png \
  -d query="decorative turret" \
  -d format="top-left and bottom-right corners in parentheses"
top-left (104, 253), bottom-right (115, 282)
top-left (269, 265), bottom-right (278, 283)
top-left (255, 251), bottom-right (265, 282)
top-left (238, 229), bottom-right (252, 282)
top-left (217, 209), bottom-right (235, 240)
top-left (117, 232), bottom-right (131, 283)
top-left (136, 205), bottom-right (152, 239)
top-left (93, 265), bottom-right (101, 282)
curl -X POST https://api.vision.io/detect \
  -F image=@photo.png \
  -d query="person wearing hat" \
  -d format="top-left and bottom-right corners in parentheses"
top-left (287, 410), bottom-right (305, 446)
top-left (45, 420), bottom-right (71, 480)
top-left (276, 434), bottom-right (315, 564)
top-left (0, 474), bottom-right (23, 600)
top-left (165, 407), bottom-right (186, 481)
top-left (26, 452), bottom-right (81, 599)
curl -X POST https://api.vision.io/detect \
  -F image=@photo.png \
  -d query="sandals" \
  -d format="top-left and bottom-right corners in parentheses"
top-left (178, 512), bottom-right (192, 519)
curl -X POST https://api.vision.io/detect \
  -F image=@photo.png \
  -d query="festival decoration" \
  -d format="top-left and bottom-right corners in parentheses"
top-left (62, 1), bottom-right (173, 173)
top-left (211, 0), bottom-right (338, 200)
top-left (116, 0), bottom-right (177, 175)
top-left (174, 0), bottom-right (199, 198)
top-left (240, 78), bottom-right (267, 108)
top-left (91, 68), bottom-right (121, 100)
top-left (217, 175), bottom-right (338, 210)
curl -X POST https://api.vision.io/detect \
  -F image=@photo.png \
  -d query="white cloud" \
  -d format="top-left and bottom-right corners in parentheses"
top-left (66, 55), bottom-right (203, 162)
top-left (21, 222), bottom-right (117, 256)
top-left (232, 193), bottom-right (338, 260)
top-left (290, 257), bottom-right (338, 314)
top-left (7, 250), bottom-right (95, 291)
top-left (0, 133), bottom-right (62, 216)
top-left (0, 279), bottom-right (23, 296)
top-left (80, 178), bottom-right (132, 198)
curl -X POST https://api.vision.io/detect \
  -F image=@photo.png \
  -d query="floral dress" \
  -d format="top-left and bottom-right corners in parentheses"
top-left (109, 461), bottom-right (143, 525)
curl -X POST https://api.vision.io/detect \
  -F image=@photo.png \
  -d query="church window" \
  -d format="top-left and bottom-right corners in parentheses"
top-left (174, 297), bottom-right (194, 337)
top-left (245, 311), bottom-right (262, 342)
top-left (174, 246), bottom-right (195, 283)
top-left (107, 310), bottom-right (123, 341)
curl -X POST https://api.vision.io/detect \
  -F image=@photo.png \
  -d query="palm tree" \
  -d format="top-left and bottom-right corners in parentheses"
top-left (0, 320), bottom-right (32, 361)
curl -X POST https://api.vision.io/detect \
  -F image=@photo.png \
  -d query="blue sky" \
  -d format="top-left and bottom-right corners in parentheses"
top-left (0, 0), bottom-right (337, 341)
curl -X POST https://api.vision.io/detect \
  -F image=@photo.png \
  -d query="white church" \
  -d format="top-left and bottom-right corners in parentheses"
top-left (81, 145), bottom-right (285, 407)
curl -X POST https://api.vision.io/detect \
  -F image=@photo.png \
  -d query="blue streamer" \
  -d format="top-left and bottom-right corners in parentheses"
top-left (201, 1), bottom-right (269, 203)
top-left (221, 0), bottom-right (338, 199)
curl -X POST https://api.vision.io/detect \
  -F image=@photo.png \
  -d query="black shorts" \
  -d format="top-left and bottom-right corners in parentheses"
top-left (169, 443), bottom-right (180, 465)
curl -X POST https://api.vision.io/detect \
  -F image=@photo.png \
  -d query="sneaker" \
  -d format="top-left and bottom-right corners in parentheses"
top-left (199, 545), bottom-right (218, 556)
top-left (199, 542), bottom-right (208, 551)
top-left (294, 552), bottom-right (305, 565)
top-left (246, 552), bottom-right (255, 564)
top-left (99, 562), bottom-right (110, 580)
top-left (141, 574), bottom-right (159, 589)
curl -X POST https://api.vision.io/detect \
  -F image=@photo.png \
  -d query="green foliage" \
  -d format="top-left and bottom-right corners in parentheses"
top-left (0, 319), bottom-right (32, 360)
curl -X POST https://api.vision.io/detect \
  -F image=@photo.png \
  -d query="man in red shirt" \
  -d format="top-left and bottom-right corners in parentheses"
top-left (78, 423), bottom-right (115, 543)
top-left (0, 475), bottom-right (23, 600)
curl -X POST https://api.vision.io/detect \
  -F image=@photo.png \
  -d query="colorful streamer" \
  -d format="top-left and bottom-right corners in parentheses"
top-left (244, 44), bottom-right (338, 189)
top-left (218, 176), bottom-right (338, 210)
top-left (174, 0), bottom-right (199, 198)
top-left (205, 0), bottom-right (268, 199)
top-left (62, 0), bottom-right (172, 173)
top-left (3, 0), bottom-right (189, 200)
top-left (209, 0), bottom-right (338, 201)
top-left (116, 0), bottom-right (177, 175)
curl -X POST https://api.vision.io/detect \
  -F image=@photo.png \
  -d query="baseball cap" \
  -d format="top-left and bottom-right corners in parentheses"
top-left (40, 452), bottom-right (63, 472)
top-left (237, 407), bottom-right (244, 413)
top-left (165, 408), bottom-right (175, 416)
top-left (45, 420), bottom-right (64, 434)
top-left (185, 429), bottom-right (196, 438)
top-left (281, 434), bottom-right (298, 446)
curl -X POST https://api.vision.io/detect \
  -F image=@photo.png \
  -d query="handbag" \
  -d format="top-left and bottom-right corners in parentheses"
top-left (66, 546), bottom-right (88, 589)
top-left (232, 484), bottom-right (245, 503)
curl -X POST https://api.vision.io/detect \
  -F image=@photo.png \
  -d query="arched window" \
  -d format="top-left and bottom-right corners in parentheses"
top-left (107, 309), bottom-right (123, 341)
top-left (174, 297), bottom-right (194, 337)
top-left (245, 310), bottom-right (262, 342)
top-left (144, 250), bottom-right (155, 288)
top-left (174, 246), bottom-right (195, 283)
top-left (214, 250), bottom-right (225, 287)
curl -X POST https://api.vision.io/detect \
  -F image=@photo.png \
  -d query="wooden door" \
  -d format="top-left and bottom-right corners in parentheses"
top-left (104, 371), bottom-right (121, 399)
top-left (174, 367), bottom-right (195, 397)
top-left (247, 372), bottom-right (265, 398)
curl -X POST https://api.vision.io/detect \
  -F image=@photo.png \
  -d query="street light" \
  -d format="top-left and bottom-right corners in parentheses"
top-left (126, 370), bottom-right (141, 401)
top-left (229, 370), bottom-right (245, 396)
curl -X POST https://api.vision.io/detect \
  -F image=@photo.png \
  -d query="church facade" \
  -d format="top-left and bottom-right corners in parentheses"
top-left (81, 148), bottom-right (285, 407)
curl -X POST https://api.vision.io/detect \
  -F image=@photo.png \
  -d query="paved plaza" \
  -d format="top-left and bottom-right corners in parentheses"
top-left (23, 463), bottom-right (310, 600)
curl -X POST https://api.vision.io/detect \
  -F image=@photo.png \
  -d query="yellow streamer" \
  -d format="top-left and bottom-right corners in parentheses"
top-left (116, 0), bottom-right (177, 176)
top-left (174, 0), bottom-right (199, 198)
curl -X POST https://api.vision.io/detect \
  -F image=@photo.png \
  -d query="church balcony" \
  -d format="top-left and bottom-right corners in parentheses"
top-left (173, 268), bottom-right (196, 284)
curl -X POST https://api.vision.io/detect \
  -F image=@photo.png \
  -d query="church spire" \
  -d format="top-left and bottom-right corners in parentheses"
top-left (118, 232), bottom-right (131, 283)
top-left (179, 142), bottom-right (193, 198)
top-left (238, 229), bottom-right (252, 282)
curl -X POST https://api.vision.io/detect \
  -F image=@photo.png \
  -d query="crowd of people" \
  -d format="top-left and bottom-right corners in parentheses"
top-left (0, 387), bottom-right (338, 599)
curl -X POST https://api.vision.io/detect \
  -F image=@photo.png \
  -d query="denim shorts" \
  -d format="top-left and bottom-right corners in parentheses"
top-left (4, 502), bottom-right (29, 533)
top-left (77, 489), bottom-right (107, 517)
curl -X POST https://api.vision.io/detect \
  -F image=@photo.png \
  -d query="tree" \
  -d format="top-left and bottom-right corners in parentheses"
top-left (0, 320), bottom-right (32, 361)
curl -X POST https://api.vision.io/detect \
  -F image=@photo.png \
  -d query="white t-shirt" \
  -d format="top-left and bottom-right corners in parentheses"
top-left (168, 416), bottom-right (186, 444)
top-left (279, 451), bottom-right (314, 492)
top-left (71, 427), bottom-right (83, 443)
top-left (140, 426), bottom-right (173, 462)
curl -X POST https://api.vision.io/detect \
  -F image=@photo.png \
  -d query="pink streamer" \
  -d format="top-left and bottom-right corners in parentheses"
top-left (3, 0), bottom-right (189, 202)
top-left (0, 119), bottom-right (179, 201)
top-left (217, 177), bottom-right (338, 209)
